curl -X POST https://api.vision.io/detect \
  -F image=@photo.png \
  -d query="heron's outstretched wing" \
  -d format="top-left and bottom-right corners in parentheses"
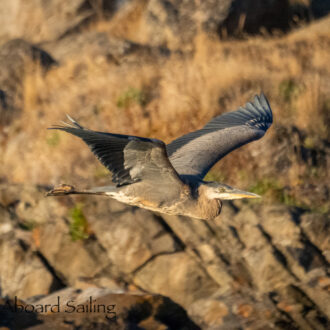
top-left (167, 93), bottom-right (273, 180)
top-left (49, 116), bottom-right (183, 187)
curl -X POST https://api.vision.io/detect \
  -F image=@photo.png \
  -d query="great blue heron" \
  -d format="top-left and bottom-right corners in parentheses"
top-left (47, 93), bottom-right (272, 220)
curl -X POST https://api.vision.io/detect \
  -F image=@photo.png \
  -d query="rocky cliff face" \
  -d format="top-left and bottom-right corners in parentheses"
top-left (0, 184), bottom-right (329, 329)
top-left (0, 1), bottom-right (329, 329)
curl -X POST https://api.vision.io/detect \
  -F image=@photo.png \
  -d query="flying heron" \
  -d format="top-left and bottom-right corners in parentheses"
top-left (47, 93), bottom-right (273, 220)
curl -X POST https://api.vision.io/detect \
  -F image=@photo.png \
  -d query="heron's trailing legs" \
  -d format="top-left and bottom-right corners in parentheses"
top-left (45, 184), bottom-right (113, 196)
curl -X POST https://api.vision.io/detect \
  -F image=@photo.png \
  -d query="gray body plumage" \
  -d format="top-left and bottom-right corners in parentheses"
top-left (47, 93), bottom-right (273, 220)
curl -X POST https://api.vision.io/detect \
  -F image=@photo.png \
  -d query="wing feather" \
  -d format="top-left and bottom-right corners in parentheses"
top-left (167, 93), bottom-right (273, 180)
top-left (49, 119), bottom-right (182, 187)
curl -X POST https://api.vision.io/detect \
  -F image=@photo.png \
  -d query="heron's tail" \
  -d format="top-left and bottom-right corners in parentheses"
top-left (46, 184), bottom-right (115, 196)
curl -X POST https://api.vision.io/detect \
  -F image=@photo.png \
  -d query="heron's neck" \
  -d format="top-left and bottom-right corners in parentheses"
top-left (183, 184), bottom-right (222, 220)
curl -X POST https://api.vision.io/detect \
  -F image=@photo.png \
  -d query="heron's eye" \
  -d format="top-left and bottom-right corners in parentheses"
top-left (218, 187), bottom-right (226, 192)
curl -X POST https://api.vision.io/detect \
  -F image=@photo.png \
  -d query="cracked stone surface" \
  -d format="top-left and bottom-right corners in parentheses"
top-left (0, 184), bottom-right (329, 329)
top-left (0, 287), bottom-right (200, 329)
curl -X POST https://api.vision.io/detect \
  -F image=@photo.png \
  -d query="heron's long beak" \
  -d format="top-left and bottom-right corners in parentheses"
top-left (217, 188), bottom-right (261, 200)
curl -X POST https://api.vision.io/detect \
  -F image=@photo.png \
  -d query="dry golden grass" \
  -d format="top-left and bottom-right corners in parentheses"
top-left (93, 0), bottom-right (150, 43)
top-left (1, 16), bottom-right (329, 211)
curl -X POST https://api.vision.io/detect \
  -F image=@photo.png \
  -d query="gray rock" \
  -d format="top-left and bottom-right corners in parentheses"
top-left (42, 31), bottom-right (171, 63)
top-left (0, 232), bottom-right (57, 299)
top-left (0, 39), bottom-right (56, 126)
top-left (37, 216), bottom-right (111, 287)
top-left (0, 184), bottom-right (121, 292)
top-left (143, 0), bottom-right (292, 48)
top-left (0, 183), bottom-right (329, 329)
top-left (84, 199), bottom-right (180, 274)
top-left (133, 252), bottom-right (219, 307)
top-left (299, 212), bottom-right (330, 263)
top-left (0, 0), bottom-right (123, 44)
top-left (0, 287), bottom-right (200, 329)
top-left (158, 204), bottom-right (330, 329)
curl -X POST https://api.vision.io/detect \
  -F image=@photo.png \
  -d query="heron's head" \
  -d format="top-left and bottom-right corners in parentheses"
top-left (204, 182), bottom-right (261, 200)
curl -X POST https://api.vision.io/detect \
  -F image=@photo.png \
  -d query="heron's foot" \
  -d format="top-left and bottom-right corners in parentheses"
top-left (46, 184), bottom-right (75, 196)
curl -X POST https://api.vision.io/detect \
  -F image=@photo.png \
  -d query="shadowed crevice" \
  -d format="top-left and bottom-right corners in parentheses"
top-left (35, 251), bottom-right (67, 290)
top-left (257, 224), bottom-right (299, 281)
top-left (229, 225), bottom-right (246, 249)
top-left (299, 232), bottom-right (330, 274)
top-left (288, 284), bottom-right (329, 326)
top-left (131, 250), bottom-right (181, 276)
top-left (268, 291), bottom-right (300, 330)
top-left (153, 215), bottom-right (186, 251)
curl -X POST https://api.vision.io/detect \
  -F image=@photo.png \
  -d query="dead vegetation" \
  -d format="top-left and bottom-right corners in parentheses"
top-left (1, 16), bottom-right (329, 213)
